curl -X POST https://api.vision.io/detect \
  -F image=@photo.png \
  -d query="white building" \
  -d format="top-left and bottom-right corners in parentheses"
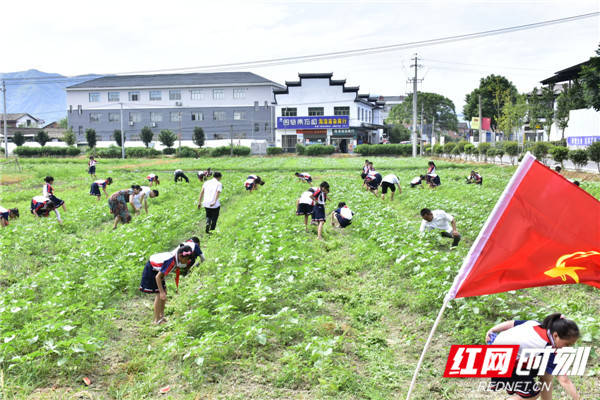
top-left (273, 73), bottom-right (385, 152)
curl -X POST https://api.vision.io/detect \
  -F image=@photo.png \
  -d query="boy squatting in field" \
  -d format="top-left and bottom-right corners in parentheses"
top-left (245, 175), bottom-right (265, 191)
top-left (419, 208), bottom-right (460, 247)
top-left (485, 313), bottom-right (582, 400)
top-left (295, 172), bottom-right (312, 183)
top-left (139, 245), bottom-right (194, 324)
top-left (330, 202), bottom-right (354, 228)
top-left (380, 173), bottom-right (401, 201)
top-left (0, 206), bottom-right (19, 227)
top-left (146, 173), bottom-right (160, 186)
top-left (174, 169), bottom-right (190, 183)
top-left (31, 196), bottom-right (62, 224)
top-left (364, 167), bottom-right (382, 196)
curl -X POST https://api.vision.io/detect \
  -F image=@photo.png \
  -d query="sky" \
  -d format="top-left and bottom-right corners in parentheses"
top-left (1, 0), bottom-right (599, 116)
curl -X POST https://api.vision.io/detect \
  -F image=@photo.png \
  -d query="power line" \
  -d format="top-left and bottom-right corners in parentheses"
top-left (1, 12), bottom-right (598, 81)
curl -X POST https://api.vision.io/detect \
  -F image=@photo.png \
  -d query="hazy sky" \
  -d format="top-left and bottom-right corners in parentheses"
top-left (2, 0), bottom-right (599, 114)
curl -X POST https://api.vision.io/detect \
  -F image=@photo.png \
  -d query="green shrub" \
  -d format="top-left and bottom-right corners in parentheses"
top-left (355, 144), bottom-right (412, 156)
top-left (586, 141), bottom-right (600, 172)
top-left (532, 142), bottom-right (550, 162)
top-left (504, 141), bottom-right (520, 165)
top-left (433, 144), bottom-right (443, 155)
top-left (162, 147), bottom-right (176, 155)
top-left (210, 146), bottom-right (251, 157)
top-left (464, 143), bottom-right (475, 155)
top-left (305, 144), bottom-right (335, 156)
top-left (455, 140), bottom-right (469, 153)
top-left (233, 146), bottom-right (251, 156)
top-left (267, 147), bottom-right (284, 155)
top-left (94, 146), bottom-right (122, 158)
top-left (126, 147), bottom-right (161, 158)
top-left (13, 131), bottom-right (25, 146)
top-left (296, 143), bottom-right (306, 155)
top-left (569, 149), bottom-right (589, 169)
top-left (197, 148), bottom-right (211, 157)
top-left (13, 146), bottom-right (80, 157)
top-left (478, 143), bottom-right (491, 160)
top-left (550, 146), bottom-right (569, 167)
top-left (177, 146), bottom-right (198, 158)
top-left (443, 142), bottom-right (456, 155)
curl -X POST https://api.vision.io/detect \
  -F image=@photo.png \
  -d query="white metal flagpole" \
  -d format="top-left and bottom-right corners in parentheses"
top-left (405, 296), bottom-right (450, 400)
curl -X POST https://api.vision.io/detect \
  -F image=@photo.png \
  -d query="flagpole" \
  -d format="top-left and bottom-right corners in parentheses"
top-left (405, 296), bottom-right (450, 400)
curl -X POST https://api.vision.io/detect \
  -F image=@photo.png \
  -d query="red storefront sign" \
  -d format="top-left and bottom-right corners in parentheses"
top-left (297, 129), bottom-right (327, 135)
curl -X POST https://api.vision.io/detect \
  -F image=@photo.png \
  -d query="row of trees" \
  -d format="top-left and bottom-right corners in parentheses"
top-left (10, 126), bottom-right (207, 149)
top-left (425, 140), bottom-right (600, 172)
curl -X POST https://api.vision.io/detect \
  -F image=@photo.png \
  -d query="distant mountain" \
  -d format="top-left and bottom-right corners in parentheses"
top-left (0, 69), bottom-right (102, 125)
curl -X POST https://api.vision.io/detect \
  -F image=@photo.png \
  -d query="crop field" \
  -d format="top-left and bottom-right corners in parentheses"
top-left (0, 156), bottom-right (599, 399)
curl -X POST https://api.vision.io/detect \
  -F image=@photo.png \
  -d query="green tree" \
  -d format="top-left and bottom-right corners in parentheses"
top-left (532, 142), bottom-right (550, 163)
top-left (464, 143), bottom-right (475, 159)
top-left (580, 44), bottom-right (600, 111)
top-left (388, 124), bottom-right (411, 143)
top-left (504, 141), bottom-right (519, 165)
top-left (478, 142), bottom-right (491, 162)
top-left (463, 74), bottom-right (518, 130)
top-left (58, 117), bottom-right (68, 129)
top-left (193, 127), bottom-right (205, 147)
top-left (387, 92), bottom-right (458, 132)
top-left (569, 149), bottom-right (588, 170)
top-left (498, 93), bottom-right (528, 140)
top-left (158, 129), bottom-right (177, 148)
top-left (495, 146), bottom-right (505, 164)
top-left (35, 130), bottom-right (50, 147)
top-left (550, 146), bottom-right (569, 168)
top-left (113, 129), bottom-right (125, 147)
top-left (556, 82), bottom-right (587, 140)
top-left (85, 128), bottom-right (97, 148)
top-left (140, 126), bottom-right (154, 148)
top-left (587, 141), bottom-right (600, 172)
top-left (13, 131), bottom-right (25, 146)
top-left (540, 85), bottom-right (556, 141)
top-left (443, 142), bottom-right (456, 157)
top-left (62, 129), bottom-right (76, 146)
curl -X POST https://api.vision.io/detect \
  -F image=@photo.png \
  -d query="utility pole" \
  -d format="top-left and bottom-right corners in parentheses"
top-left (432, 115), bottom-right (435, 146)
top-left (478, 94), bottom-right (484, 144)
top-left (2, 80), bottom-right (8, 158)
top-left (119, 103), bottom-right (125, 159)
top-left (408, 54), bottom-right (423, 157)
top-left (419, 103), bottom-right (424, 155)
top-left (230, 124), bottom-right (233, 156)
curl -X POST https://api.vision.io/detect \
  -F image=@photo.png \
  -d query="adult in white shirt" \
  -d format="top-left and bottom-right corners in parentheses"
top-left (419, 208), bottom-right (460, 247)
top-left (381, 174), bottom-right (401, 201)
top-left (198, 171), bottom-right (223, 234)
top-left (130, 186), bottom-right (159, 214)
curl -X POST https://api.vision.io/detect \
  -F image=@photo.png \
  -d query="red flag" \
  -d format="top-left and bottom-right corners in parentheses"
top-left (481, 117), bottom-right (491, 131)
top-left (447, 153), bottom-right (600, 299)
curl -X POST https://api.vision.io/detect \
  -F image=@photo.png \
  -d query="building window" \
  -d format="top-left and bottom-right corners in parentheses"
top-left (233, 111), bottom-right (246, 120)
top-left (233, 88), bottom-right (247, 99)
top-left (170, 112), bottom-right (182, 122)
top-left (128, 92), bottom-right (140, 101)
top-left (150, 112), bottom-right (163, 122)
top-left (213, 111), bottom-right (226, 120)
top-left (334, 106), bottom-right (350, 116)
top-left (254, 123), bottom-right (259, 132)
top-left (89, 93), bottom-right (100, 102)
top-left (69, 105), bottom-right (73, 114)
top-left (265, 123), bottom-right (269, 132)
top-left (191, 112), bottom-right (204, 121)
top-left (190, 90), bottom-right (206, 100)
top-left (282, 108), bottom-right (297, 116)
top-left (89, 113), bottom-right (101, 122)
top-left (169, 90), bottom-right (181, 101)
top-left (308, 107), bottom-right (324, 116)
top-left (108, 92), bottom-right (120, 102)
top-left (78, 105), bottom-right (82, 115)
top-left (213, 89), bottom-right (225, 100)
top-left (129, 112), bottom-right (141, 123)
top-left (108, 112), bottom-right (120, 122)
top-left (78, 126), bottom-right (83, 135)
top-left (149, 90), bottom-right (162, 101)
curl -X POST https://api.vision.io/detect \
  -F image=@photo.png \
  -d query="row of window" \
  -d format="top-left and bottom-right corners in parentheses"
top-left (88, 110), bottom-right (258, 123)
top-left (88, 88), bottom-right (248, 103)
top-left (359, 108), bottom-right (373, 123)
top-left (73, 127), bottom-right (266, 137)
top-left (281, 106), bottom-right (351, 117)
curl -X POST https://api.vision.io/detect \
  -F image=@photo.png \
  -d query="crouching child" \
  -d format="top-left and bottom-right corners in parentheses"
top-left (331, 202), bottom-right (354, 228)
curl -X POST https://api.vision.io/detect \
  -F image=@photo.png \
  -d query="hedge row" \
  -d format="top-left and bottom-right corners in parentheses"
top-left (266, 147), bottom-right (284, 155)
top-left (90, 146), bottom-right (162, 158)
top-left (355, 144), bottom-right (413, 156)
top-left (14, 146), bottom-right (81, 157)
top-left (305, 144), bottom-right (335, 156)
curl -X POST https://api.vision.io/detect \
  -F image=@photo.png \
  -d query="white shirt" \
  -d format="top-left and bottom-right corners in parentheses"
top-left (382, 174), bottom-right (399, 185)
top-left (33, 195), bottom-right (47, 203)
top-left (174, 169), bottom-right (183, 174)
top-left (202, 178), bottom-right (223, 208)
top-left (411, 176), bottom-right (422, 185)
top-left (0, 206), bottom-right (8, 213)
top-left (132, 186), bottom-right (152, 207)
top-left (420, 210), bottom-right (454, 233)
top-left (339, 206), bottom-right (353, 220)
top-left (299, 190), bottom-right (314, 205)
top-left (493, 320), bottom-right (554, 359)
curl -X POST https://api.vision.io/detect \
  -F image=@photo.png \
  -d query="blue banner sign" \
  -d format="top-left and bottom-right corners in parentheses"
top-left (567, 136), bottom-right (600, 146)
top-left (277, 116), bottom-right (349, 129)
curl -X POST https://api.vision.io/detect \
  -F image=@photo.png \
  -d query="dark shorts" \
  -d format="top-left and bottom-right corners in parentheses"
top-left (48, 194), bottom-right (64, 207)
top-left (246, 183), bottom-right (255, 191)
top-left (430, 176), bottom-right (441, 186)
top-left (381, 181), bottom-right (395, 194)
top-left (0, 211), bottom-right (9, 221)
top-left (335, 213), bottom-right (351, 228)
top-left (139, 262), bottom-right (167, 293)
top-left (90, 182), bottom-right (101, 196)
top-left (490, 367), bottom-right (541, 398)
top-left (88, 166), bottom-right (96, 174)
top-left (296, 203), bottom-right (313, 215)
top-left (312, 204), bottom-right (326, 222)
top-left (360, 172), bottom-right (367, 179)
top-left (367, 178), bottom-right (380, 190)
